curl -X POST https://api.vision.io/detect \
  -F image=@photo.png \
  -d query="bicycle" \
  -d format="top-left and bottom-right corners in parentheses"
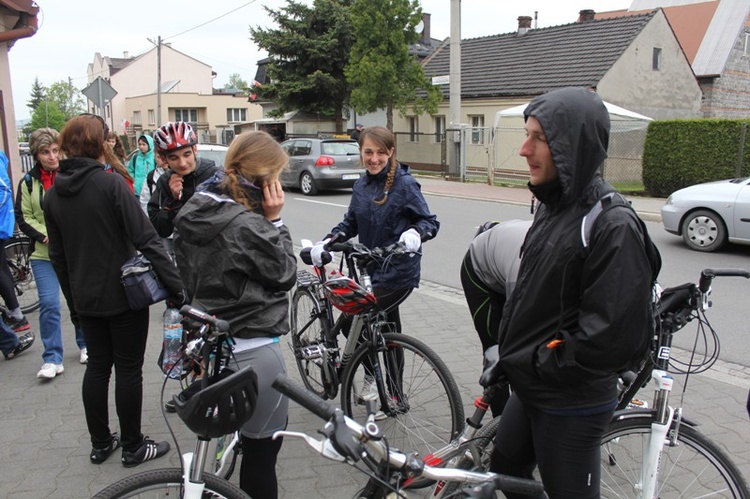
top-left (3, 230), bottom-right (39, 314)
top-left (272, 372), bottom-right (545, 498)
top-left (93, 305), bottom-right (251, 499)
top-left (290, 237), bottom-right (464, 456)
top-left (434, 268), bottom-right (750, 498)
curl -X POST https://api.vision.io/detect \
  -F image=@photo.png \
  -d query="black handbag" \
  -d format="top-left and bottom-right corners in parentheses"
top-left (120, 254), bottom-right (170, 310)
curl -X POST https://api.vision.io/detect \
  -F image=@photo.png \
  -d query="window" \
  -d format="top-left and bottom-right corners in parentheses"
top-left (174, 109), bottom-right (197, 122)
top-left (408, 116), bottom-right (418, 142)
top-left (470, 115), bottom-right (485, 145)
top-left (132, 111), bottom-right (142, 125)
top-left (226, 108), bottom-right (247, 122)
top-left (745, 33), bottom-right (750, 55)
top-left (434, 116), bottom-right (445, 143)
top-left (148, 109), bottom-right (155, 125)
top-left (652, 47), bottom-right (662, 71)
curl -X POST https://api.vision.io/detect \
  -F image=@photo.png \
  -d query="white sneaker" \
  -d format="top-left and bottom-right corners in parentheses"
top-left (357, 376), bottom-right (379, 405)
top-left (79, 348), bottom-right (88, 364)
top-left (37, 363), bottom-right (65, 379)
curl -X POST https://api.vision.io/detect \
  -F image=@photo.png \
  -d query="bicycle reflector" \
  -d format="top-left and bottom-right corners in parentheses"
top-left (322, 275), bottom-right (378, 314)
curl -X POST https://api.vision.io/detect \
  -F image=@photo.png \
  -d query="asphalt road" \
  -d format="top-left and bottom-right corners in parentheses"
top-left (282, 189), bottom-right (750, 367)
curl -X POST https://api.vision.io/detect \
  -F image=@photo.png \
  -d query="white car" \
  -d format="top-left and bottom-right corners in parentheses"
top-left (660, 177), bottom-right (750, 252)
top-left (196, 143), bottom-right (228, 168)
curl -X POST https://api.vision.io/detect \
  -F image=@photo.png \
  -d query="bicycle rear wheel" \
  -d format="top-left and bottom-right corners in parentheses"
top-left (4, 238), bottom-right (39, 314)
top-left (212, 431), bottom-right (241, 481)
top-left (601, 414), bottom-right (750, 498)
top-left (290, 286), bottom-right (335, 399)
top-left (340, 332), bottom-right (464, 457)
top-left (92, 467), bottom-right (248, 498)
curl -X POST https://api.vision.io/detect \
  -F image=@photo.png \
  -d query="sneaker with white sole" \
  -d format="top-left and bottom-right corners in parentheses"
top-left (357, 376), bottom-right (379, 405)
top-left (121, 438), bottom-right (170, 468)
top-left (79, 348), bottom-right (88, 364)
top-left (37, 363), bottom-right (64, 379)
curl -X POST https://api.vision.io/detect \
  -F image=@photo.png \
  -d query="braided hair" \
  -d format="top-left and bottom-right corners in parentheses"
top-left (220, 131), bottom-right (288, 212)
top-left (360, 126), bottom-right (398, 205)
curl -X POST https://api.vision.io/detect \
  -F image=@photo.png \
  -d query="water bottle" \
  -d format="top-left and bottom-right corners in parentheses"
top-left (162, 307), bottom-right (183, 379)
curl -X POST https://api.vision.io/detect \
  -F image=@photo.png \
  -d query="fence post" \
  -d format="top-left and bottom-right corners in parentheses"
top-left (737, 122), bottom-right (747, 178)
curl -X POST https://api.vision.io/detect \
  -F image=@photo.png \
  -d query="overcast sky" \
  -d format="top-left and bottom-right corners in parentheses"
top-left (8, 0), bottom-right (630, 120)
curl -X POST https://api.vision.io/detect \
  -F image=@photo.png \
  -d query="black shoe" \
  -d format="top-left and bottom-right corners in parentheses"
top-left (90, 433), bottom-right (121, 464)
top-left (6, 316), bottom-right (30, 333)
top-left (121, 438), bottom-right (170, 468)
top-left (164, 398), bottom-right (176, 413)
top-left (4, 332), bottom-right (35, 360)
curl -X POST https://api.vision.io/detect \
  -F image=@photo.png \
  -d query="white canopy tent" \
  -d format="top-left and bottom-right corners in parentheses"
top-left (493, 100), bottom-right (653, 127)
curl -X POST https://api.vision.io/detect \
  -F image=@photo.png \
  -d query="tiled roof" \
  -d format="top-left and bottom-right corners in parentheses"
top-left (423, 11), bottom-right (657, 98)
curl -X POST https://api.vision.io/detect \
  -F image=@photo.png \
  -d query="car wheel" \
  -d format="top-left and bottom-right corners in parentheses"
top-left (681, 209), bottom-right (727, 252)
top-left (300, 172), bottom-right (318, 196)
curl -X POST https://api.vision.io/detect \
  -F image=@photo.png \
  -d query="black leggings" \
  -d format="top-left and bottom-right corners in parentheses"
top-left (0, 245), bottom-right (19, 311)
top-left (240, 434), bottom-right (283, 499)
top-left (460, 252), bottom-right (509, 417)
top-left (490, 394), bottom-right (615, 499)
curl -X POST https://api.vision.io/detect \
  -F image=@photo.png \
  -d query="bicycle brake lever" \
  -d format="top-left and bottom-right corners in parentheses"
top-left (272, 430), bottom-right (347, 462)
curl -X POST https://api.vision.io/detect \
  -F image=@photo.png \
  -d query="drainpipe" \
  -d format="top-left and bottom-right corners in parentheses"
top-left (0, 10), bottom-right (39, 46)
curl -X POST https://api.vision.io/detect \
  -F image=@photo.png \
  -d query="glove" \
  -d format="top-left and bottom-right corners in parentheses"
top-left (310, 238), bottom-right (331, 267)
top-left (399, 228), bottom-right (421, 253)
top-left (479, 345), bottom-right (507, 388)
top-left (166, 289), bottom-right (190, 309)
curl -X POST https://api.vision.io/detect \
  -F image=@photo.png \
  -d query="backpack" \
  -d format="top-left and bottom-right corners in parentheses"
top-left (0, 152), bottom-right (15, 239)
top-left (581, 192), bottom-right (662, 366)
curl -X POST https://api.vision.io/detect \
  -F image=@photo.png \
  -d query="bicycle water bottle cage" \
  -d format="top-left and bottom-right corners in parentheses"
top-left (322, 275), bottom-right (378, 314)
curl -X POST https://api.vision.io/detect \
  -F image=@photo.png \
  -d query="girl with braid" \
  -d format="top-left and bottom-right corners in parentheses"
top-left (312, 124), bottom-right (440, 355)
top-left (173, 131), bottom-right (296, 499)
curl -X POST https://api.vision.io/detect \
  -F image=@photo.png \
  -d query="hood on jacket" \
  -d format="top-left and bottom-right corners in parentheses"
top-left (524, 87), bottom-right (610, 206)
top-left (137, 134), bottom-right (155, 155)
top-left (176, 189), bottom-right (248, 247)
top-left (54, 157), bottom-right (104, 196)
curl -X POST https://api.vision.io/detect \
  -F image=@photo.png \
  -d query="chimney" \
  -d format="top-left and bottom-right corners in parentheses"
top-left (420, 13), bottom-right (431, 44)
top-left (123, 51), bottom-right (130, 58)
top-left (517, 16), bottom-right (532, 36)
top-left (578, 9), bottom-right (595, 22)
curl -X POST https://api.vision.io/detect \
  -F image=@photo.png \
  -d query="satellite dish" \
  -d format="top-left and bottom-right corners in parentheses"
top-left (415, 20), bottom-right (424, 33)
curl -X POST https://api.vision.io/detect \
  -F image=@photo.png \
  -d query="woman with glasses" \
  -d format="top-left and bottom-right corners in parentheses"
top-left (44, 114), bottom-right (185, 467)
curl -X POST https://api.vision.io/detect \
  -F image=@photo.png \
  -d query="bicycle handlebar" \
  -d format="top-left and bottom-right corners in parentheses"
top-left (272, 374), bottom-right (545, 497)
top-left (698, 268), bottom-right (750, 293)
top-left (179, 305), bottom-right (230, 333)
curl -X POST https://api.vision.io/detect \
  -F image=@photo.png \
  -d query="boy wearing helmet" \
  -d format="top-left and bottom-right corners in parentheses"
top-left (148, 122), bottom-right (219, 241)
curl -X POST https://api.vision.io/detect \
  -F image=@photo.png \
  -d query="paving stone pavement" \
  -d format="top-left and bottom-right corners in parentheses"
top-left (1, 180), bottom-right (747, 498)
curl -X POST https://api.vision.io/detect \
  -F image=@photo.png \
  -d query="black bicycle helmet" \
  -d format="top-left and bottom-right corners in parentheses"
top-left (173, 364), bottom-right (259, 439)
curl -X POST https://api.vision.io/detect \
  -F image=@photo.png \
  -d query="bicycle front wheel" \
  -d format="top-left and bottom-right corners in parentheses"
top-left (601, 414), bottom-right (750, 498)
top-left (340, 332), bottom-right (464, 456)
top-left (439, 415), bottom-right (502, 497)
top-left (4, 238), bottom-right (39, 314)
top-left (92, 468), bottom-right (249, 498)
top-left (290, 287), bottom-right (335, 399)
top-left (212, 431), bottom-right (241, 481)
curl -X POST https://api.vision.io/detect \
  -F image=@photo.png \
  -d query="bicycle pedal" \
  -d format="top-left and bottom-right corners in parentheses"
top-left (300, 344), bottom-right (323, 360)
top-left (627, 398), bottom-right (649, 409)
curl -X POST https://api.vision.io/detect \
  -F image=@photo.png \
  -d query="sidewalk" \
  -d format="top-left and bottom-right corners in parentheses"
top-left (414, 175), bottom-right (666, 223)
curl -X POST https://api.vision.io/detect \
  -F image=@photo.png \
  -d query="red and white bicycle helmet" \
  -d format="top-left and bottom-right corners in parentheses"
top-left (154, 121), bottom-right (197, 154)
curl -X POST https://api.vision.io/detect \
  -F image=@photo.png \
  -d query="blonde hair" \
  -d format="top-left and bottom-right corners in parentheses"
top-left (221, 131), bottom-right (289, 211)
top-left (360, 126), bottom-right (397, 205)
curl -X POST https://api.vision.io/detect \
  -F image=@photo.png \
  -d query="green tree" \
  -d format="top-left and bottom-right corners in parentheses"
top-left (250, 0), bottom-right (355, 133)
top-left (224, 73), bottom-right (249, 91)
top-left (28, 100), bottom-right (66, 133)
top-left (46, 80), bottom-right (85, 120)
top-left (345, 0), bottom-right (441, 130)
top-left (27, 77), bottom-right (46, 114)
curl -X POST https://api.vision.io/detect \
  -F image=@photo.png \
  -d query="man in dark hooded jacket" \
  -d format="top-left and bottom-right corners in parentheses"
top-left (488, 87), bottom-right (654, 498)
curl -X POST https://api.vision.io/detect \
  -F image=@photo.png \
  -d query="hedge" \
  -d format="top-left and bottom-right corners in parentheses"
top-left (643, 119), bottom-right (750, 197)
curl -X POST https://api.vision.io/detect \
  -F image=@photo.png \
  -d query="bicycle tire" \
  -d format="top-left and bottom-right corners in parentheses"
top-left (213, 431), bottom-right (241, 481)
top-left (340, 332), bottom-right (465, 458)
top-left (290, 287), bottom-right (335, 398)
top-left (601, 414), bottom-right (750, 498)
top-left (439, 416), bottom-right (502, 497)
top-left (91, 467), bottom-right (249, 498)
top-left (4, 239), bottom-right (39, 314)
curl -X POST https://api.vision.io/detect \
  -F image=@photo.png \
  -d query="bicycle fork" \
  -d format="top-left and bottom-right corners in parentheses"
top-left (638, 368), bottom-right (676, 499)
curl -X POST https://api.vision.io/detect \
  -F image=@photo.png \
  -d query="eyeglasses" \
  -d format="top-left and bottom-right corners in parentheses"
top-left (79, 113), bottom-right (109, 138)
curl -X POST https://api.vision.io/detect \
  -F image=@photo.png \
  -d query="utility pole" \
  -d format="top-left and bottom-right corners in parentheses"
top-left (448, 0), bottom-right (462, 178)
top-left (147, 36), bottom-right (163, 127)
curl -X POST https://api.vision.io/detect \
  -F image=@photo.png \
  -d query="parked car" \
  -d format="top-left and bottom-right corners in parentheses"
top-left (660, 176), bottom-right (750, 252)
top-left (18, 141), bottom-right (30, 154)
top-left (279, 138), bottom-right (362, 195)
top-left (126, 143), bottom-right (228, 168)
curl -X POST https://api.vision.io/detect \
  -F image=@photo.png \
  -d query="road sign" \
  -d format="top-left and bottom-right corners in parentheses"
top-left (81, 77), bottom-right (117, 111)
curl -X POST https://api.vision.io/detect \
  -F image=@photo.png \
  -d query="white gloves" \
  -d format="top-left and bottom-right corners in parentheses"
top-left (399, 228), bottom-right (421, 253)
top-left (310, 238), bottom-right (331, 267)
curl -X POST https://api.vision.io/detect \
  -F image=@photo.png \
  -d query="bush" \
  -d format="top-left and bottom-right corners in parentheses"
top-left (643, 119), bottom-right (750, 197)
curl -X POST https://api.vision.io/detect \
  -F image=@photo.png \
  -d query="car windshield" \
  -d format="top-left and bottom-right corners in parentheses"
top-left (198, 149), bottom-right (227, 168)
top-left (321, 141), bottom-right (359, 156)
